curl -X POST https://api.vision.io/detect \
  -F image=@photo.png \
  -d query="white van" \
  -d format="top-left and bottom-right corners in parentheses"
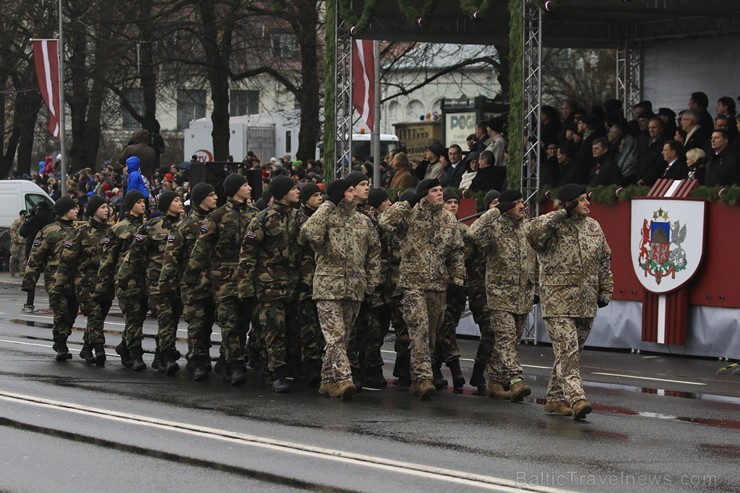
top-left (351, 133), bottom-right (400, 161)
top-left (0, 180), bottom-right (54, 228)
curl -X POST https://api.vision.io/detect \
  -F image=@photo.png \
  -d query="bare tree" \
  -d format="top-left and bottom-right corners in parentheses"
top-left (541, 48), bottom-right (617, 110)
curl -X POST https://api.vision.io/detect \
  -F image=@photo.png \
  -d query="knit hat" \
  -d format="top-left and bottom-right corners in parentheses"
top-left (483, 190), bottom-right (501, 210)
top-left (190, 182), bottom-right (215, 210)
top-left (557, 183), bottom-right (587, 202)
top-left (326, 179), bottom-right (352, 204)
top-left (223, 173), bottom-right (248, 198)
top-left (85, 195), bottom-right (107, 217)
top-left (54, 197), bottom-right (77, 217)
top-left (442, 188), bottom-right (459, 202)
top-left (300, 182), bottom-right (321, 204)
top-left (345, 171), bottom-right (369, 187)
top-left (158, 190), bottom-right (179, 212)
top-left (416, 178), bottom-right (440, 196)
top-left (499, 189), bottom-right (523, 203)
top-left (124, 190), bottom-right (145, 213)
top-left (268, 175), bottom-right (296, 201)
top-left (367, 188), bottom-right (389, 209)
top-left (426, 142), bottom-right (445, 157)
top-left (399, 189), bottom-right (416, 202)
top-left (486, 117), bottom-right (504, 133)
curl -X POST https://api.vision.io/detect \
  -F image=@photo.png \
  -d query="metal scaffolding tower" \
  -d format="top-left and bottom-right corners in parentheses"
top-left (334, 4), bottom-right (353, 180)
top-left (616, 42), bottom-right (642, 119)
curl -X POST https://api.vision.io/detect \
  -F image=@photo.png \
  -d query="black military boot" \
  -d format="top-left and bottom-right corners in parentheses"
top-left (447, 358), bottom-right (466, 393)
top-left (303, 359), bottom-right (322, 387)
top-left (129, 346), bottom-right (146, 372)
top-left (469, 362), bottom-right (487, 393)
top-left (163, 348), bottom-right (180, 377)
top-left (271, 366), bottom-right (290, 393)
top-left (393, 353), bottom-right (411, 387)
top-left (192, 355), bottom-right (210, 382)
top-left (53, 339), bottom-right (72, 362)
top-left (351, 368), bottom-right (363, 393)
top-left (364, 366), bottom-right (388, 389)
top-left (79, 343), bottom-right (94, 363)
top-left (92, 344), bottom-right (106, 367)
top-left (230, 362), bottom-right (248, 387)
top-left (151, 350), bottom-right (163, 372)
top-left (432, 362), bottom-right (448, 390)
top-left (115, 341), bottom-right (133, 368)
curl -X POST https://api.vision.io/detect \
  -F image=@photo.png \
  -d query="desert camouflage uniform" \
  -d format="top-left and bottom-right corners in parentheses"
top-left (159, 206), bottom-right (214, 365)
top-left (301, 201), bottom-right (381, 385)
top-left (295, 204), bottom-right (323, 369)
top-left (468, 209), bottom-right (537, 386)
top-left (22, 219), bottom-right (78, 346)
top-left (185, 197), bottom-right (257, 368)
top-left (379, 200), bottom-right (466, 383)
top-left (238, 202), bottom-right (301, 377)
top-left (527, 209), bottom-right (613, 404)
top-left (9, 215), bottom-right (27, 275)
top-left (96, 214), bottom-right (145, 356)
top-left (54, 217), bottom-right (111, 346)
top-left (116, 213), bottom-right (181, 356)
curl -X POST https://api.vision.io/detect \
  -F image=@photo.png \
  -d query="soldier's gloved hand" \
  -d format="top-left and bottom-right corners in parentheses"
top-left (496, 201), bottom-right (516, 214)
top-left (597, 300), bottom-right (609, 308)
top-left (406, 191), bottom-right (425, 207)
top-left (533, 294), bottom-right (540, 305)
top-left (565, 200), bottom-right (579, 217)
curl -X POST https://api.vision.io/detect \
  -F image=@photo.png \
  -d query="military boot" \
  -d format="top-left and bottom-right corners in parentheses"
top-left (432, 362), bottom-right (448, 390)
top-left (115, 341), bottom-right (133, 368)
top-left (469, 362), bottom-right (487, 393)
top-left (446, 358), bottom-right (466, 393)
top-left (486, 381), bottom-right (512, 399)
top-left (230, 362), bottom-right (248, 387)
top-left (351, 368), bottom-right (363, 392)
top-left (571, 399), bottom-right (592, 420)
top-left (508, 378), bottom-right (532, 403)
top-left (79, 343), bottom-right (94, 363)
top-left (92, 344), bottom-right (106, 367)
top-left (129, 346), bottom-right (146, 372)
top-left (214, 354), bottom-right (231, 381)
top-left (271, 366), bottom-right (291, 393)
top-left (363, 366), bottom-right (388, 389)
top-left (337, 380), bottom-right (356, 401)
top-left (319, 382), bottom-right (339, 397)
top-left (418, 379), bottom-right (436, 401)
top-left (192, 355), bottom-right (211, 382)
top-left (303, 359), bottom-right (322, 387)
top-left (393, 354), bottom-right (411, 387)
top-left (162, 348), bottom-right (180, 377)
top-left (544, 400), bottom-right (573, 416)
top-left (151, 350), bottom-right (163, 372)
top-left (53, 340), bottom-right (72, 362)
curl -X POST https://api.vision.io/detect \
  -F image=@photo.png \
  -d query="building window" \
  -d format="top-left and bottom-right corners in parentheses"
top-left (177, 89), bottom-right (206, 129)
top-left (271, 33), bottom-right (296, 58)
top-left (230, 90), bottom-right (259, 116)
top-left (122, 88), bottom-right (144, 130)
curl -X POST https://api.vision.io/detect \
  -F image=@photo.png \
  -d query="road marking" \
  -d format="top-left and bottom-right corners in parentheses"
top-left (0, 338), bottom-right (115, 358)
top-left (591, 372), bottom-right (706, 386)
top-left (0, 390), bottom-right (570, 493)
top-left (379, 350), bottom-right (551, 370)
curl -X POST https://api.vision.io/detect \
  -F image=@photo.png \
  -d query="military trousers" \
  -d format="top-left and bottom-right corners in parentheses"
top-left (80, 297), bottom-right (113, 345)
top-left (296, 298), bottom-right (323, 363)
top-left (390, 295), bottom-right (410, 376)
top-left (436, 286), bottom-right (465, 365)
top-left (544, 317), bottom-right (593, 404)
top-left (350, 301), bottom-right (391, 372)
top-left (487, 311), bottom-right (528, 385)
top-left (152, 293), bottom-right (183, 353)
top-left (316, 300), bottom-right (360, 385)
top-left (257, 298), bottom-right (298, 373)
top-left (184, 295), bottom-right (216, 360)
top-left (9, 244), bottom-right (26, 275)
top-left (217, 296), bottom-right (252, 365)
top-left (401, 289), bottom-right (446, 382)
top-left (119, 294), bottom-right (149, 351)
top-left (49, 290), bottom-right (78, 343)
top-left (469, 282), bottom-right (495, 367)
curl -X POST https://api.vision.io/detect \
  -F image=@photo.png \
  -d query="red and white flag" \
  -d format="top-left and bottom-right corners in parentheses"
top-left (32, 39), bottom-right (61, 139)
top-left (352, 39), bottom-right (375, 131)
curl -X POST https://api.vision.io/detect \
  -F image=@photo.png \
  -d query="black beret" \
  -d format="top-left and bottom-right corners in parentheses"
top-left (499, 189), bottom-right (523, 203)
top-left (54, 197), bottom-right (77, 217)
top-left (483, 190), bottom-right (501, 210)
top-left (557, 183), bottom-right (587, 202)
top-left (300, 182), bottom-right (321, 204)
top-left (416, 178), bottom-right (440, 196)
top-left (345, 171), bottom-right (369, 187)
top-left (223, 173), bottom-right (248, 198)
top-left (442, 188), bottom-right (459, 202)
top-left (367, 188), bottom-right (389, 209)
top-left (158, 190), bottom-right (178, 212)
top-left (124, 190), bottom-right (145, 213)
top-left (269, 175), bottom-right (296, 201)
top-left (190, 182), bottom-right (215, 209)
top-left (85, 195), bottom-right (107, 217)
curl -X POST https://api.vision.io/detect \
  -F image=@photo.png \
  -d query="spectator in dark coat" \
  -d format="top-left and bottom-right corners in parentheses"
top-left (706, 129), bottom-right (740, 186)
top-left (660, 140), bottom-right (689, 180)
top-left (470, 151), bottom-right (504, 192)
top-left (589, 138), bottom-right (623, 187)
top-left (119, 129), bottom-right (158, 178)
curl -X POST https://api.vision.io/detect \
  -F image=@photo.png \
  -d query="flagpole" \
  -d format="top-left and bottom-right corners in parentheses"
top-left (58, 0), bottom-right (67, 196)
top-left (371, 39), bottom-right (380, 189)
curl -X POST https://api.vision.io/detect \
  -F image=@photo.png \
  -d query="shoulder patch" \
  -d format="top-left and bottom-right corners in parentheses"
top-left (33, 238), bottom-right (42, 247)
top-left (64, 241), bottom-right (73, 249)
top-left (167, 234), bottom-right (175, 242)
top-left (104, 237), bottom-right (111, 244)
top-left (135, 233), bottom-right (144, 242)
top-left (199, 224), bottom-right (208, 234)
top-left (246, 231), bottom-right (257, 240)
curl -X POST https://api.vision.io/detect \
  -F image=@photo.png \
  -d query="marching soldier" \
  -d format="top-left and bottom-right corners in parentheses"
top-left (54, 196), bottom-right (111, 365)
top-left (9, 210), bottom-right (27, 276)
top-left (239, 175), bottom-right (301, 393)
top-left (467, 189), bottom-right (537, 402)
top-left (159, 183), bottom-right (218, 381)
top-left (527, 184), bottom-right (613, 420)
top-left (379, 179), bottom-right (466, 400)
top-left (301, 179), bottom-right (381, 400)
top-left (96, 190), bottom-right (147, 368)
top-left (185, 174), bottom-right (257, 386)
top-left (21, 197), bottom-right (79, 361)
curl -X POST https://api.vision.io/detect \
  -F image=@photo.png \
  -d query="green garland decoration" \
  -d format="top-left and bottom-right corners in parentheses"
top-left (459, 0), bottom-right (498, 16)
top-left (337, 0), bottom-right (378, 34)
top-left (507, 0), bottom-right (524, 189)
top-left (396, 0), bottom-right (440, 24)
top-left (322, 0), bottom-right (337, 181)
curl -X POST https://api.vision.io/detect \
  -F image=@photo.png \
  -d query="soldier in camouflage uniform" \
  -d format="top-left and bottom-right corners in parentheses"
top-left (159, 183), bottom-right (218, 381)
top-left (9, 210), bottom-right (27, 276)
top-left (116, 190), bottom-right (183, 373)
top-left (295, 182), bottom-right (324, 386)
top-left (54, 196), bottom-right (111, 366)
top-left (467, 190), bottom-right (500, 393)
top-left (468, 189), bottom-right (538, 403)
top-left (185, 174), bottom-right (257, 386)
top-left (436, 188), bottom-right (467, 392)
top-left (527, 184), bottom-right (613, 420)
top-left (239, 176), bottom-right (301, 393)
top-left (301, 179), bottom-right (381, 400)
top-left (96, 191), bottom-right (147, 368)
top-left (379, 179), bottom-right (466, 401)
top-left (21, 197), bottom-right (79, 361)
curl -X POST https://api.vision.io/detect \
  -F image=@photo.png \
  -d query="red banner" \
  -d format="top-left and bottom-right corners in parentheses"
top-left (32, 39), bottom-right (61, 138)
top-left (352, 39), bottom-right (375, 131)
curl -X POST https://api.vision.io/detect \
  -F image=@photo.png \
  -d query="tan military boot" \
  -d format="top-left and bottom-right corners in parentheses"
top-left (337, 380), bottom-right (356, 401)
top-left (418, 379), bottom-right (436, 401)
top-left (572, 399), bottom-right (593, 420)
top-left (319, 382), bottom-right (339, 397)
top-left (544, 400), bottom-right (573, 416)
top-left (509, 379), bottom-right (532, 403)
top-left (486, 382), bottom-right (512, 399)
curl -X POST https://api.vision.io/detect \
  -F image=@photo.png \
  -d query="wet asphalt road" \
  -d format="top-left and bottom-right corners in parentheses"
top-left (0, 287), bottom-right (738, 493)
